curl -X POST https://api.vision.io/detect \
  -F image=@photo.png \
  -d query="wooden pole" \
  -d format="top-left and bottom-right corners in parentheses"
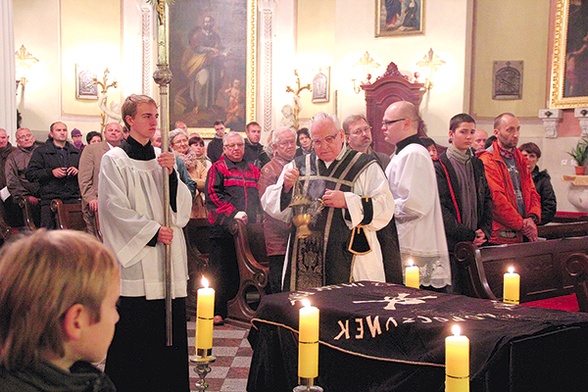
top-left (152, 0), bottom-right (173, 346)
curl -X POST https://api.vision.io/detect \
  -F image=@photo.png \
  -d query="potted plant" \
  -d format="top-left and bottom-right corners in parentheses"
top-left (567, 138), bottom-right (588, 175)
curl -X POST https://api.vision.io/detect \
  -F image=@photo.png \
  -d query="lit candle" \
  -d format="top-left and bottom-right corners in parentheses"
top-left (298, 299), bottom-right (320, 380)
top-left (405, 259), bottom-right (420, 289)
top-left (195, 276), bottom-right (215, 357)
top-left (445, 324), bottom-right (470, 392)
top-left (503, 266), bottom-right (520, 305)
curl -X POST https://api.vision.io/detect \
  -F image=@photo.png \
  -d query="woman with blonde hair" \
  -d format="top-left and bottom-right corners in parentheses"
top-left (0, 229), bottom-right (120, 391)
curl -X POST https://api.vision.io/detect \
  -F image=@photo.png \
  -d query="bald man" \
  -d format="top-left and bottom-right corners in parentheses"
top-left (382, 101), bottom-right (451, 291)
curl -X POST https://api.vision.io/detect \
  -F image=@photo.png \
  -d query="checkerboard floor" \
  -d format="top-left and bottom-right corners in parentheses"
top-left (187, 320), bottom-right (253, 392)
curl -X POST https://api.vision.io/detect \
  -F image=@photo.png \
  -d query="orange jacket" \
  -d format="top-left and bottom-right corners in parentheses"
top-left (479, 141), bottom-right (541, 244)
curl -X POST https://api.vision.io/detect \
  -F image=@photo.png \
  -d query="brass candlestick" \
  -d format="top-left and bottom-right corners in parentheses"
top-left (190, 355), bottom-right (217, 392)
top-left (293, 378), bottom-right (323, 392)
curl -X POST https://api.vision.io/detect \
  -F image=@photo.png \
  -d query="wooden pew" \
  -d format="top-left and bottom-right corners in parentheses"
top-left (565, 252), bottom-right (588, 312)
top-left (454, 236), bottom-right (588, 306)
top-left (227, 219), bottom-right (269, 323)
top-left (51, 199), bottom-right (86, 231)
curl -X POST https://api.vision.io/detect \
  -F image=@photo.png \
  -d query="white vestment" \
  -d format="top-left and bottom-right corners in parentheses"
top-left (385, 143), bottom-right (451, 288)
top-left (262, 149), bottom-right (395, 283)
top-left (98, 147), bottom-right (192, 299)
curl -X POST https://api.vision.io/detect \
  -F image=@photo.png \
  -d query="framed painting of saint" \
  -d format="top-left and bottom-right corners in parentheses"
top-left (550, 0), bottom-right (588, 108)
top-left (376, 0), bottom-right (424, 37)
top-left (169, 0), bottom-right (257, 132)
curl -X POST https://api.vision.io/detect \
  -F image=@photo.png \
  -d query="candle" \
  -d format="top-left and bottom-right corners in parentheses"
top-left (503, 266), bottom-right (520, 305)
top-left (298, 299), bottom-right (320, 380)
top-left (195, 276), bottom-right (215, 357)
top-left (405, 259), bottom-right (420, 289)
top-left (445, 325), bottom-right (470, 392)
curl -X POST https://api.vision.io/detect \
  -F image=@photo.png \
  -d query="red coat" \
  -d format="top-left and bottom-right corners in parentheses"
top-left (479, 141), bottom-right (541, 244)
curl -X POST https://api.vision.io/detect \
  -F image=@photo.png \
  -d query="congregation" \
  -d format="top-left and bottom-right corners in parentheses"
top-left (0, 93), bottom-right (558, 391)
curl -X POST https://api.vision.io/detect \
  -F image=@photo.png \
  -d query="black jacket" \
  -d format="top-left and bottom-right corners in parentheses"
top-left (532, 166), bottom-right (556, 225)
top-left (434, 152), bottom-right (493, 252)
top-left (25, 139), bottom-right (80, 203)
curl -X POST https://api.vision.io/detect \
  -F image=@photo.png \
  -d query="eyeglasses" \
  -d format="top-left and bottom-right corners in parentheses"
top-left (311, 132), bottom-right (339, 147)
top-left (224, 142), bottom-right (245, 149)
top-left (382, 118), bottom-right (406, 127)
top-left (351, 126), bottom-right (372, 136)
top-left (17, 133), bottom-right (33, 140)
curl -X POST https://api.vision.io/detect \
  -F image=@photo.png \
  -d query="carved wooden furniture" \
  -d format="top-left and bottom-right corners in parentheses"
top-left (0, 202), bottom-right (13, 242)
top-left (51, 199), bottom-right (86, 231)
top-left (18, 198), bottom-right (38, 231)
top-left (454, 237), bottom-right (588, 307)
top-left (565, 253), bottom-right (588, 312)
top-left (227, 219), bottom-right (269, 322)
top-left (362, 61), bottom-right (425, 155)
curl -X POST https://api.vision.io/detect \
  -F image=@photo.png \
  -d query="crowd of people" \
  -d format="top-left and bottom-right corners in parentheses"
top-left (0, 94), bottom-right (558, 391)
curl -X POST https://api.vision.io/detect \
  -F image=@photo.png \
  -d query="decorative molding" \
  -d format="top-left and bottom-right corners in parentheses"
top-left (538, 109), bottom-right (563, 139)
top-left (574, 108), bottom-right (588, 137)
top-left (141, 5), bottom-right (152, 96)
top-left (259, 1), bottom-right (275, 133)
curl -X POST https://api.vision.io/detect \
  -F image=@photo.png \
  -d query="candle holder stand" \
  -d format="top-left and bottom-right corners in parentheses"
top-left (293, 377), bottom-right (323, 392)
top-left (190, 355), bottom-right (216, 392)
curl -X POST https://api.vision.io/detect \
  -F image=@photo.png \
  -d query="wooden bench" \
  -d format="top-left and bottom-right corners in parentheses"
top-left (565, 252), bottom-right (588, 312)
top-left (454, 236), bottom-right (588, 309)
top-left (227, 219), bottom-right (269, 323)
top-left (51, 199), bottom-right (86, 231)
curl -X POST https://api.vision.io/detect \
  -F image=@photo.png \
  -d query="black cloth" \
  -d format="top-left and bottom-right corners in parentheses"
top-left (532, 166), bottom-right (556, 225)
top-left (0, 361), bottom-right (116, 392)
top-left (248, 281), bottom-right (588, 392)
top-left (25, 139), bottom-right (80, 203)
top-left (105, 297), bottom-right (189, 392)
top-left (207, 136), bottom-right (224, 163)
top-left (244, 138), bottom-right (270, 169)
top-left (209, 236), bottom-right (239, 318)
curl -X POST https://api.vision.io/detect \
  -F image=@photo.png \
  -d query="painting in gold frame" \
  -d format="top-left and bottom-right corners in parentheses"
top-left (550, 0), bottom-right (588, 109)
top-left (169, 0), bottom-right (257, 132)
top-left (375, 0), bottom-right (424, 37)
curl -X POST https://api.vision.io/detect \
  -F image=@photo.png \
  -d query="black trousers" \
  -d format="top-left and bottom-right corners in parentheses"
top-left (105, 297), bottom-right (189, 392)
top-left (209, 235), bottom-right (239, 319)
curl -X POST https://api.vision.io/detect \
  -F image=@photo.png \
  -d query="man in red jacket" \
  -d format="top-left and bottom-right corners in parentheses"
top-left (479, 113), bottom-right (541, 244)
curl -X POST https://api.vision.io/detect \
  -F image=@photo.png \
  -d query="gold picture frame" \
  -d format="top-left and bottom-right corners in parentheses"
top-left (375, 0), bottom-right (424, 37)
top-left (75, 64), bottom-right (98, 100)
top-left (169, 0), bottom-right (257, 132)
top-left (550, 0), bottom-right (588, 109)
top-left (312, 67), bottom-right (330, 103)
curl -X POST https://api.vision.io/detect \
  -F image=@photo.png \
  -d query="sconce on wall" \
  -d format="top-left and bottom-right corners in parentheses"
top-left (416, 48), bottom-right (445, 91)
top-left (15, 45), bottom-right (39, 93)
top-left (352, 51), bottom-right (380, 94)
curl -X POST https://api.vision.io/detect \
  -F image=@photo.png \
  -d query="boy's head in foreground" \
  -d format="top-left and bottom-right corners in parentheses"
top-left (0, 229), bottom-right (120, 371)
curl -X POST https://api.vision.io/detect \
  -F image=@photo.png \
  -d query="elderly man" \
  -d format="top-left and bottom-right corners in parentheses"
top-left (244, 121), bottom-right (270, 168)
top-left (479, 113), bottom-right (541, 244)
top-left (262, 112), bottom-right (397, 291)
top-left (78, 122), bottom-right (123, 237)
top-left (205, 131), bottom-right (262, 324)
top-left (99, 95), bottom-right (192, 392)
top-left (383, 101), bottom-right (451, 291)
top-left (472, 129), bottom-right (488, 154)
top-left (5, 127), bottom-right (40, 227)
top-left (258, 128), bottom-right (297, 293)
top-left (343, 114), bottom-right (390, 169)
top-left (26, 121), bottom-right (80, 229)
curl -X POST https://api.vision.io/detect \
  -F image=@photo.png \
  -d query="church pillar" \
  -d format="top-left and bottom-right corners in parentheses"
top-left (0, 0), bottom-right (17, 136)
top-left (258, 0), bottom-right (276, 134)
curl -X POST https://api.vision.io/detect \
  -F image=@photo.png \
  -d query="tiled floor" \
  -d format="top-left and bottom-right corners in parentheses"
top-left (187, 320), bottom-right (253, 392)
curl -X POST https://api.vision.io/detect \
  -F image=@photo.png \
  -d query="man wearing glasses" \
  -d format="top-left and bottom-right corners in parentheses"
top-left (5, 127), bottom-right (40, 227)
top-left (383, 101), bottom-right (451, 292)
top-left (261, 112), bottom-right (397, 291)
top-left (205, 131), bottom-right (262, 325)
top-left (343, 114), bottom-right (391, 169)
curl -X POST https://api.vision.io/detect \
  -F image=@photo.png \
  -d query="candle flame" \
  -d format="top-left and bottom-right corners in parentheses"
top-left (201, 276), bottom-right (209, 288)
top-left (452, 324), bottom-right (461, 336)
top-left (301, 298), bottom-right (311, 307)
top-left (407, 259), bottom-right (414, 267)
top-left (508, 266), bottom-right (515, 274)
